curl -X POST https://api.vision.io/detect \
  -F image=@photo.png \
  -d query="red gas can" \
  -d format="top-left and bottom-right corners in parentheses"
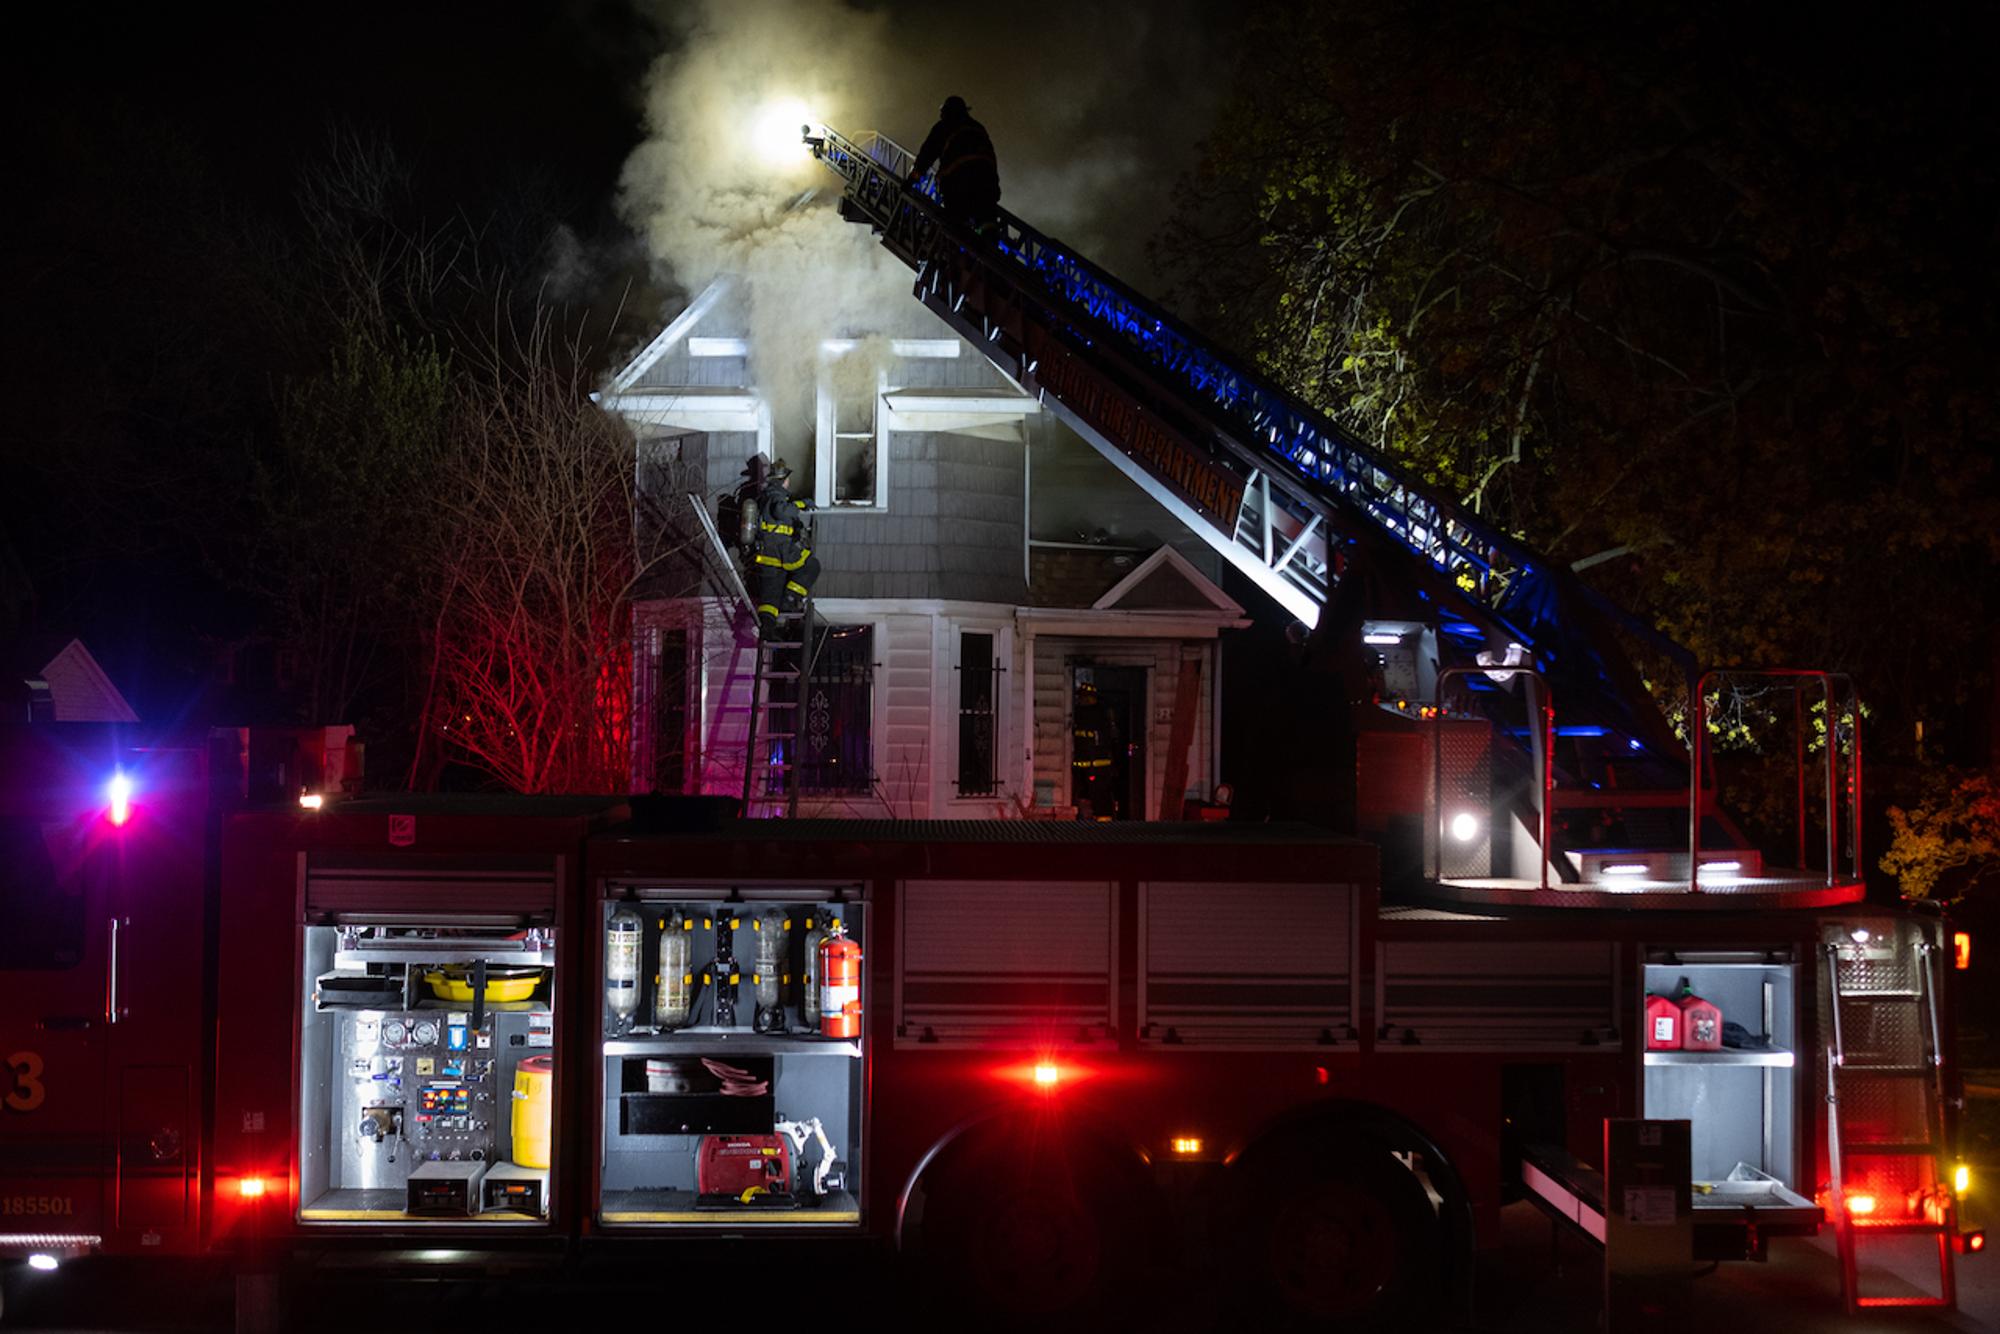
top-left (1645, 993), bottom-right (1682, 1050)
top-left (1678, 989), bottom-right (1723, 1051)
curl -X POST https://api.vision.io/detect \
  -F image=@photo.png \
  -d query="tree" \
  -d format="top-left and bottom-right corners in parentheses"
top-left (1160, 1), bottom-right (2000, 792)
top-left (415, 307), bottom-right (682, 793)
top-left (1881, 770), bottom-right (2000, 903)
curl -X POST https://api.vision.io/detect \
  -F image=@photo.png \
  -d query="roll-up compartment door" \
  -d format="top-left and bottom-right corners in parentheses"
top-left (304, 854), bottom-right (560, 923)
top-left (896, 880), bottom-right (1115, 1045)
top-left (1141, 882), bottom-right (1357, 1048)
top-left (1378, 940), bottom-right (1618, 1051)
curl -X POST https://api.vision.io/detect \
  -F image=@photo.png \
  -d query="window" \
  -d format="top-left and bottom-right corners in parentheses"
top-left (773, 625), bottom-right (874, 794)
top-left (648, 627), bottom-right (689, 794)
top-left (0, 819), bottom-right (90, 970)
top-left (956, 631), bottom-right (998, 796)
top-left (814, 348), bottom-right (886, 509)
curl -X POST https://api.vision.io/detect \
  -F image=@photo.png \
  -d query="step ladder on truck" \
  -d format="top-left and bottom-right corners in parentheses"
top-left (1824, 918), bottom-right (1962, 1311)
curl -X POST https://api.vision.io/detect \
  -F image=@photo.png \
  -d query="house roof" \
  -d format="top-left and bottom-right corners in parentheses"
top-left (19, 637), bottom-right (140, 723)
top-left (1026, 543), bottom-right (1243, 618)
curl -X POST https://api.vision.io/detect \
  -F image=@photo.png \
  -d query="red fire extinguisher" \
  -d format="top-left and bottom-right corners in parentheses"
top-left (818, 922), bottom-right (861, 1039)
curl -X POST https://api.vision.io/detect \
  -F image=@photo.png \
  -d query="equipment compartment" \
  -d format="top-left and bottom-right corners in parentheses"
top-left (297, 922), bottom-right (559, 1223)
top-left (597, 895), bottom-right (864, 1226)
top-left (1640, 949), bottom-right (1817, 1228)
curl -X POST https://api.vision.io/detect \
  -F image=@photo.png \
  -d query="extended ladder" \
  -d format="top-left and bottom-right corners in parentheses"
top-left (1823, 919), bottom-right (1957, 1311)
top-left (806, 123), bottom-right (1696, 855)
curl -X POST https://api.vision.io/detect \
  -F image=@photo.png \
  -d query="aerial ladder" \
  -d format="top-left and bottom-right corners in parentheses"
top-left (804, 123), bottom-right (1791, 881)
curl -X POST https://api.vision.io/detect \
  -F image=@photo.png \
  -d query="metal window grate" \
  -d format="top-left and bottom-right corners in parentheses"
top-left (955, 631), bottom-right (998, 797)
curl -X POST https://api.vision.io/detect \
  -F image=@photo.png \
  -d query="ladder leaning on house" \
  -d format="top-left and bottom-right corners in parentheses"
top-left (686, 493), bottom-right (822, 818)
top-left (1822, 919), bottom-right (1958, 1312)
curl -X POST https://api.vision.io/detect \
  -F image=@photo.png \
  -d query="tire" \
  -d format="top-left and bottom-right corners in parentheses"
top-left (1227, 1142), bottom-right (1440, 1331)
top-left (905, 1131), bottom-right (1161, 1331)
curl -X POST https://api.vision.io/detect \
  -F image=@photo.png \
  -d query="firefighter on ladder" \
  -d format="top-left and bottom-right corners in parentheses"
top-left (907, 95), bottom-right (1000, 236)
top-left (745, 458), bottom-right (818, 638)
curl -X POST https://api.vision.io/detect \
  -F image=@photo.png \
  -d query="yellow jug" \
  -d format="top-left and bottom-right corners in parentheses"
top-left (511, 1055), bottom-right (553, 1170)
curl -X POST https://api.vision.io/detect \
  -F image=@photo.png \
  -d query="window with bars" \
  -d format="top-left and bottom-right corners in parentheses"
top-left (956, 631), bottom-right (999, 796)
top-left (774, 624), bottom-right (874, 795)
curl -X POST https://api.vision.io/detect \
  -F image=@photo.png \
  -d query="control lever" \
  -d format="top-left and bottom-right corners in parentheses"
top-left (357, 1106), bottom-right (404, 1161)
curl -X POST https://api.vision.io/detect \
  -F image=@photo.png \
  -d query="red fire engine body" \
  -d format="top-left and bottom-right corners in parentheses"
top-left (1, 728), bottom-right (1977, 1326)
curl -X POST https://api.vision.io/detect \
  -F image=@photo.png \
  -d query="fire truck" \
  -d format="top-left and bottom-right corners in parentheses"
top-left (1, 125), bottom-right (1985, 1327)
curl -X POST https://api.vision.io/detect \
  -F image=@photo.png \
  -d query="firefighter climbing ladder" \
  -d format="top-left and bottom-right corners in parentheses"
top-left (806, 124), bottom-right (1690, 791)
top-left (1823, 922), bottom-right (1958, 1311)
top-left (687, 494), bottom-right (819, 816)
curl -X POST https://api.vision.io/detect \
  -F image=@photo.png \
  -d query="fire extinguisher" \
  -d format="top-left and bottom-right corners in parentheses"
top-left (817, 921), bottom-right (861, 1039)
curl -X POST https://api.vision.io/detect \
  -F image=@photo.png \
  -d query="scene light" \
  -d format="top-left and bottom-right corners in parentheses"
top-left (1850, 928), bottom-right (1872, 944)
top-left (1362, 631), bottom-right (1403, 646)
top-left (1602, 863), bottom-right (1649, 876)
top-left (28, 1253), bottom-right (59, 1271)
top-left (106, 771), bottom-right (133, 826)
top-left (238, 1175), bottom-right (268, 1200)
top-left (1449, 812), bottom-right (1480, 842)
top-left (298, 791), bottom-right (324, 811)
top-left (751, 98), bottom-right (814, 168)
top-left (1845, 1193), bottom-right (1877, 1216)
top-left (1701, 860), bottom-right (1742, 874)
top-left (1955, 931), bottom-right (1972, 971)
top-left (1171, 1136), bottom-right (1203, 1155)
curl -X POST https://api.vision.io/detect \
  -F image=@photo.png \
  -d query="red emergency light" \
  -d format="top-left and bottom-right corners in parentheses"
top-left (236, 1175), bottom-right (269, 1200)
top-left (1966, 1230), bottom-right (1987, 1254)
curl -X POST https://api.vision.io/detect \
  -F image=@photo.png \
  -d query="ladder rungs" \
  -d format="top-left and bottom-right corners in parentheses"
top-left (1837, 1063), bottom-right (1931, 1075)
top-left (1840, 990), bottom-right (1922, 999)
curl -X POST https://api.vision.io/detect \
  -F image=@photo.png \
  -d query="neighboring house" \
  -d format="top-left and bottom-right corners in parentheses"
top-left (601, 279), bottom-right (1247, 818)
top-left (16, 637), bottom-right (140, 723)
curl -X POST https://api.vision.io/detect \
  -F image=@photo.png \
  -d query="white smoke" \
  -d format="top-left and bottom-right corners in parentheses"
top-left (617, 0), bottom-right (1231, 443)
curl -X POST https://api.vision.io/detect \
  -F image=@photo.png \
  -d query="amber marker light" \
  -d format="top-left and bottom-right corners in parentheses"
top-left (1171, 1136), bottom-right (1203, 1155)
top-left (1955, 932), bottom-right (1972, 971)
top-left (1955, 1164), bottom-right (1971, 1196)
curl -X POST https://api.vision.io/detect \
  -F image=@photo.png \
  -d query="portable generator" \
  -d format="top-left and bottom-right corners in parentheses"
top-left (696, 1134), bottom-right (793, 1203)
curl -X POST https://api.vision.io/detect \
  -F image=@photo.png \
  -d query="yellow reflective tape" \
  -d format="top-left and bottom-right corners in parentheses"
top-left (753, 554), bottom-right (784, 567)
top-left (729, 973), bottom-right (739, 984)
top-left (730, 917), bottom-right (740, 929)
top-left (683, 973), bottom-right (693, 985)
top-left (786, 582), bottom-right (809, 596)
top-left (759, 522), bottom-right (795, 535)
top-left (757, 604), bottom-right (780, 616)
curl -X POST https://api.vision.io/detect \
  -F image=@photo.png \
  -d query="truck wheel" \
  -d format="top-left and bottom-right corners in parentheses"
top-left (1228, 1145), bottom-right (1439, 1330)
top-left (907, 1135), bottom-right (1159, 1327)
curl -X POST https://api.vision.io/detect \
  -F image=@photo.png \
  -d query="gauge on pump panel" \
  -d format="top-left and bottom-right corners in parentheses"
top-left (382, 1019), bottom-right (408, 1047)
top-left (413, 1020), bottom-right (440, 1047)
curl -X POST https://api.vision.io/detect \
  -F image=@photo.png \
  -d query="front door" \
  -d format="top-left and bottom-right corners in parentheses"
top-left (1070, 665), bottom-right (1147, 820)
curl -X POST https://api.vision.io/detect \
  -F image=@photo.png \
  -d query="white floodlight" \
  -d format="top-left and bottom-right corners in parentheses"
top-left (751, 98), bottom-right (815, 167)
top-left (28, 1253), bottom-right (58, 1272)
top-left (1449, 812), bottom-right (1481, 842)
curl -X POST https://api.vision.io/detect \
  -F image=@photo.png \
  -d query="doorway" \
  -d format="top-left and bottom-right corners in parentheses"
top-left (1070, 664), bottom-right (1147, 820)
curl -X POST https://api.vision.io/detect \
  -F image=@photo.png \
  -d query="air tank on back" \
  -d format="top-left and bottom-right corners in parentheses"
top-left (606, 908), bottom-right (643, 1035)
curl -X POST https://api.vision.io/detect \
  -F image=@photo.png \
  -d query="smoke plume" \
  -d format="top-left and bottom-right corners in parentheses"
top-left (617, 0), bottom-right (1232, 442)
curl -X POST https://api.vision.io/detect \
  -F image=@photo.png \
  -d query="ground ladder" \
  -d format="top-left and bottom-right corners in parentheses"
top-left (1823, 919), bottom-right (1958, 1311)
top-left (686, 493), bottom-right (821, 817)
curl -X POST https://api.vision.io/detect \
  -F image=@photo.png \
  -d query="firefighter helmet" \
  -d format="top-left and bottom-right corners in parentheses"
top-left (941, 95), bottom-right (969, 119)
top-left (767, 458), bottom-right (793, 483)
